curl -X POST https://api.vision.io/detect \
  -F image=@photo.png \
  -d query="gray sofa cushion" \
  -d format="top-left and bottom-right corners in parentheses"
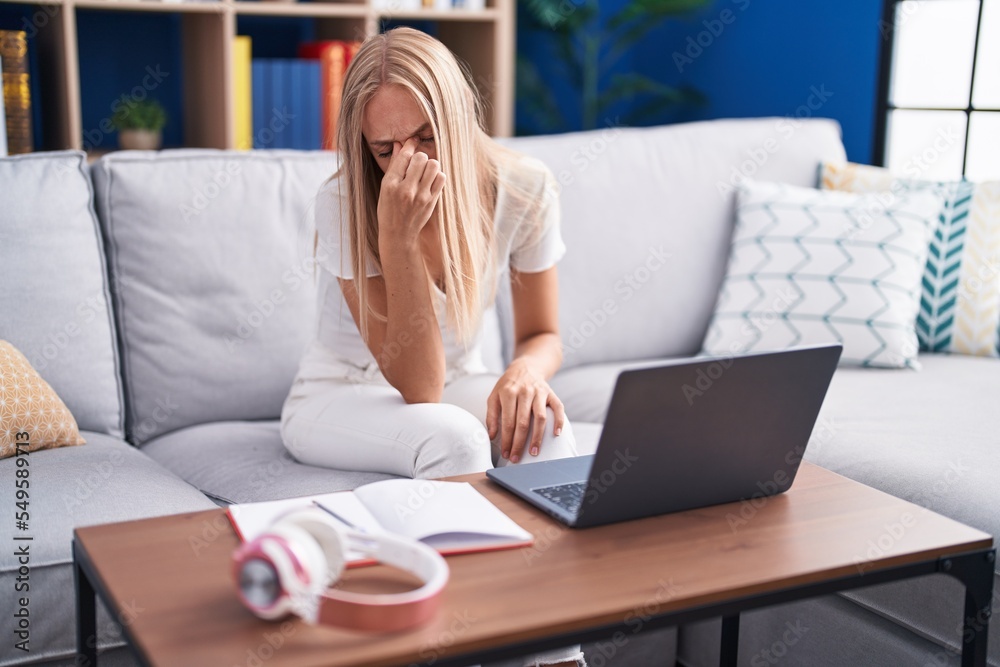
top-left (141, 420), bottom-right (400, 503)
top-left (0, 431), bottom-right (215, 666)
top-left (90, 149), bottom-right (339, 444)
top-left (806, 354), bottom-right (999, 544)
top-left (0, 150), bottom-right (123, 438)
top-left (496, 118), bottom-right (847, 371)
top-left (142, 419), bottom-right (604, 504)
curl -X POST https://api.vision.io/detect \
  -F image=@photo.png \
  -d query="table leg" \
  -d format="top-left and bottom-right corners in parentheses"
top-left (73, 539), bottom-right (98, 667)
top-left (939, 549), bottom-right (995, 667)
top-left (720, 614), bottom-right (740, 667)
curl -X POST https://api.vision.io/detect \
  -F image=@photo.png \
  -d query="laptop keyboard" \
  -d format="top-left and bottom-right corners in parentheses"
top-left (532, 481), bottom-right (586, 515)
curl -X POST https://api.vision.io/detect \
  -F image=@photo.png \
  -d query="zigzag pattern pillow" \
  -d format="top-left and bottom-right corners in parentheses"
top-left (703, 180), bottom-right (941, 368)
top-left (821, 161), bottom-right (1000, 358)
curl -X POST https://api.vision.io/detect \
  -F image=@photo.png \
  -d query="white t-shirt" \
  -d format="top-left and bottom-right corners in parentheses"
top-left (291, 154), bottom-right (567, 385)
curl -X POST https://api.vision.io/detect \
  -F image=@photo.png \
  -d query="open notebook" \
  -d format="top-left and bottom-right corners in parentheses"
top-left (227, 479), bottom-right (534, 567)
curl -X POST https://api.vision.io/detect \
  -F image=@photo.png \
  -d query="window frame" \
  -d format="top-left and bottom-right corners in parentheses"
top-left (873, 0), bottom-right (995, 174)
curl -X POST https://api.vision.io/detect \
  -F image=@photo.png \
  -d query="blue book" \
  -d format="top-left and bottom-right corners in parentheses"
top-left (289, 60), bottom-right (306, 150)
top-left (304, 61), bottom-right (321, 150)
top-left (260, 59), bottom-right (277, 149)
top-left (270, 60), bottom-right (286, 149)
top-left (251, 60), bottom-right (267, 148)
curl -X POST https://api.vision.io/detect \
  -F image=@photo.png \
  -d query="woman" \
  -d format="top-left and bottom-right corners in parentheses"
top-left (280, 26), bottom-right (585, 667)
top-left (281, 25), bottom-right (582, 483)
top-left (282, 28), bottom-right (576, 486)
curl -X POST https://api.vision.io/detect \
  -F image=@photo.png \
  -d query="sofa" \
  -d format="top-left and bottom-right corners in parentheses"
top-left (0, 117), bottom-right (995, 667)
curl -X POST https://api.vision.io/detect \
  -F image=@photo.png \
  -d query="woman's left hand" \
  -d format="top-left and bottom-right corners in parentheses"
top-left (486, 359), bottom-right (567, 463)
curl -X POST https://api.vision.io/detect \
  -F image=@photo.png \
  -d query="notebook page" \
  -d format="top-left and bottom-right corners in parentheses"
top-left (353, 479), bottom-right (532, 547)
top-left (227, 491), bottom-right (386, 563)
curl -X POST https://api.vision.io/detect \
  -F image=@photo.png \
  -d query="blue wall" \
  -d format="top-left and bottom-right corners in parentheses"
top-left (517, 0), bottom-right (884, 163)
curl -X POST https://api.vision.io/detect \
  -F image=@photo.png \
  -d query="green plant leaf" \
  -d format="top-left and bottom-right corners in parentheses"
top-left (599, 0), bottom-right (710, 91)
top-left (111, 99), bottom-right (168, 131)
top-left (522, 0), bottom-right (595, 32)
top-left (516, 0), bottom-right (709, 133)
top-left (522, 0), bottom-right (565, 30)
top-left (515, 54), bottom-right (567, 133)
top-left (608, 0), bottom-right (708, 30)
top-left (552, 32), bottom-right (583, 88)
top-left (618, 85), bottom-right (707, 126)
top-left (596, 72), bottom-right (704, 113)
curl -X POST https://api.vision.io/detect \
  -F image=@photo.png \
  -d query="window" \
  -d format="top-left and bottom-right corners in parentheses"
top-left (874, 0), bottom-right (1000, 181)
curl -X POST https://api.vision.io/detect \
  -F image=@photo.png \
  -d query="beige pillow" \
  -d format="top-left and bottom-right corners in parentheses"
top-left (1, 340), bottom-right (86, 459)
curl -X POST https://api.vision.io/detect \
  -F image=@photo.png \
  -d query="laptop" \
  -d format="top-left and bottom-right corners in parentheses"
top-left (486, 344), bottom-right (843, 528)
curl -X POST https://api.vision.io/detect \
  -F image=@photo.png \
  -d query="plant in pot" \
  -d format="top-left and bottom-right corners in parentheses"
top-left (517, 0), bottom-right (710, 134)
top-left (112, 99), bottom-right (168, 150)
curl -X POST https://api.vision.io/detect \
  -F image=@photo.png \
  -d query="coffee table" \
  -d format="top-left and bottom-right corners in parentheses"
top-left (73, 462), bottom-right (994, 666)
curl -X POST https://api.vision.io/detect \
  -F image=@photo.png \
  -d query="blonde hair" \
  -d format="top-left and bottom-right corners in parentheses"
top-left (327, 26), bottom-right (544, 347)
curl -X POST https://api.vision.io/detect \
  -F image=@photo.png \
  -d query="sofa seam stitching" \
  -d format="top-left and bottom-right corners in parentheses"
top-left (80, 152), bottom-right (128, 440)
top-left (99, 161), bottom-right (139, 445)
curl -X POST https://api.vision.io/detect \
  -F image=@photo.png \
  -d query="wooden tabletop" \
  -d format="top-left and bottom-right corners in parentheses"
top-left (74, 462), bottom-right (992, 667)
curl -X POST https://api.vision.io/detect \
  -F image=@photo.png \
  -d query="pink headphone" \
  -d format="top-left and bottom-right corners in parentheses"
top-left (231, 507), bottom-right (449, 632)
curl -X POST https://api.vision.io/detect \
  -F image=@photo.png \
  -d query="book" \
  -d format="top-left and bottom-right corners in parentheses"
top-left (251, 60), bottom-right (267, 149)
top-left (289, 59), bottom-right (306, 150)
top-left (270, 59), bottom-right (286, 149)
top-left (298, 40), bottom-right (361, 151)
top-left (233, 36), bottom-right (253, 150)
top-left (303, 60), bottom-right (320, 150)
top-left (227, 479), bottom-right (534, 568)
top-left (0, 30), bottom-right (33, 155)
top-left (290, 60), bottom-right (321, 150)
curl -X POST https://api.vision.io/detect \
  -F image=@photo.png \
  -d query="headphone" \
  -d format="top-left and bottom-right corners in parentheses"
top-left (231, 506), bottom-right (449, 632)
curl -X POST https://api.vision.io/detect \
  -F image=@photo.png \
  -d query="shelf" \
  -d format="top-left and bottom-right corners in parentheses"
top-left (233, 1), bottom-right (366, 17)
top-left (1, 0), bottom-right (66, 5)
top-left (375, 7), bottom-right (497, 20)
top-left (72, 0), bottom-right (227, 11)
top-left (0, 0), bottom-right (513, 151)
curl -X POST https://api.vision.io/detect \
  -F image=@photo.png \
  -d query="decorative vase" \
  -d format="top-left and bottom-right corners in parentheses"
top-left (118, 129), bottom-right (162, 150)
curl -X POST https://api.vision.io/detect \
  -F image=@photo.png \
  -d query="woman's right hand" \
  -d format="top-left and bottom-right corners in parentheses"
top-left (376, 136), bottom-right (446, 247)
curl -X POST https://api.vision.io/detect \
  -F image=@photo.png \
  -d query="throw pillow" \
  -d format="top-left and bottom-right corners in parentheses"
top-left (702, 180), bottom-right (942, 368)
top-left (1, 340), bottom-right (86, 459)
top-left (821, 161), bottom-right (1000, 358)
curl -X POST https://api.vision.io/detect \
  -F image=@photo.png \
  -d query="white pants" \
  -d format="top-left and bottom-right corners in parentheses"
top-left (280, 367), bottom-right (586, 667)
top-left (280, 370), bottom-right (580, 479)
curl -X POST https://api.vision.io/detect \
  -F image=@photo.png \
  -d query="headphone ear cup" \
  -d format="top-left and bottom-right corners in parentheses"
top-left (233, 522), bottom-right (325, 621)
top-left (264, 522), bottom-right (329, 597)
top-left (276, 507), bottom-right (349, 584)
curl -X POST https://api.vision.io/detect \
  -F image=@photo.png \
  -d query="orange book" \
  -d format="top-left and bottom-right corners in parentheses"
top-left (298, 40), bottom-right (361, 151)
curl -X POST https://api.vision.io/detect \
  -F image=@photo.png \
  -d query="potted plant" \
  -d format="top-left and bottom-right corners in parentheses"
top-left (112, 98), bottom-right (168, 150)
top-left (517, 0), bottom-right (710, 134)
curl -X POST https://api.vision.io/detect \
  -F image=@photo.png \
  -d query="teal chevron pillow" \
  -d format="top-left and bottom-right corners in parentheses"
top-left (821, 161), bottom-right (1000, 358)
top-left (703, 180), bottom-right (942, 368)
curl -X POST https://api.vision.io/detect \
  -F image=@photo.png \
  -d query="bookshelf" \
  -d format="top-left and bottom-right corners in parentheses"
top-left (0, 0), bottom-right (514, 157)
